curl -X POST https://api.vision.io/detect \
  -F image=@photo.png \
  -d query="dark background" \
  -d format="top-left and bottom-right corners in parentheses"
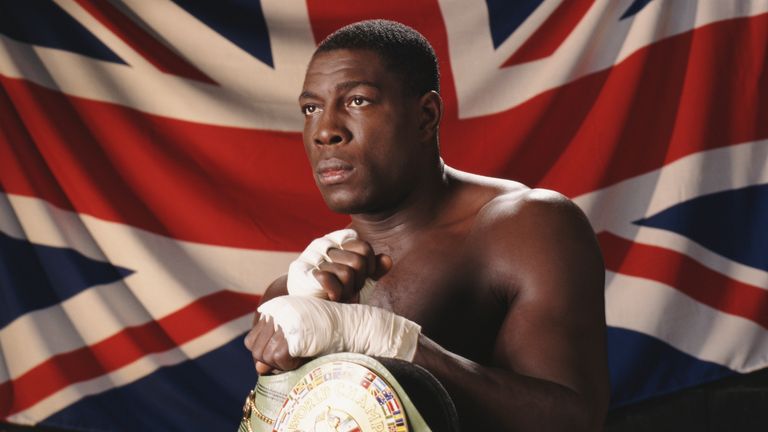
top-left (3, 367), bottom-right (767, 432)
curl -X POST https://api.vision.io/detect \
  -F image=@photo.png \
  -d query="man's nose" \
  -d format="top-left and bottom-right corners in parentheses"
top-left (313, 109), bottom-right (349, 146)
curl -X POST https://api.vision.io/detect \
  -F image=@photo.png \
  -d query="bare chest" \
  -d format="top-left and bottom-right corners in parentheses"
top-left (363, 236), bottom-right (505, 361)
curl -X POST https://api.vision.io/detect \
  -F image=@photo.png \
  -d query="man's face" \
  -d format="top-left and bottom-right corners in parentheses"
top-left (299, 49), bottom-right (423, 214)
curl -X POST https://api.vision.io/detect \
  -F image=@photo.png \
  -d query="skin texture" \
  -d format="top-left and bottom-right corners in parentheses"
top-left (244, 49), bottom-right (610, 431)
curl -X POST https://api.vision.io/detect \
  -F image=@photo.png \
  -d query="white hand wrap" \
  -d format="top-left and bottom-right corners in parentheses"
top-left (287, 228), bottom-right (375, 303)
top-left (258, 296), bottom-right (421, 361)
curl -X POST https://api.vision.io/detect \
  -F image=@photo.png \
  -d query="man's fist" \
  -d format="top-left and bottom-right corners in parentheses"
top-left (257, 296), bottom-right (421, 361)
top-left (243, 314), bottom-right (304, 375)
top-left (246, 229), bottom-right (397, 375)
top-left (287, 229), bottom-right (391, 302)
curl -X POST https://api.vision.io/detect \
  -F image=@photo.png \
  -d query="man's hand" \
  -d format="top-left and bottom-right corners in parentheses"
top-left (244, 314), bottom-right (304, 375)
top-left (245, 229), bottom-right (393, 375)
top-left (287, 229), bottom-right (392, 302)
top-left (257, 296), bottom-right (421, 361)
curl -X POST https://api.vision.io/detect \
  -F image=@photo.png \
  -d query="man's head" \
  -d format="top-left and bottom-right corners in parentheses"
top-left (300, 20), bottom-right (443, 215)
top-left (316, 20), bottom-right (440, 97)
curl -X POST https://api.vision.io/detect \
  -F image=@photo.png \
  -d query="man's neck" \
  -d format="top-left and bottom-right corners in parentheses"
top-left (349, 160), bottom-right (452, 251)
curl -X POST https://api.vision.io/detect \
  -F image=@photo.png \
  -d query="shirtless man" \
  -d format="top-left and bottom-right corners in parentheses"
top-left (244, 20), bottom-right (609, 431)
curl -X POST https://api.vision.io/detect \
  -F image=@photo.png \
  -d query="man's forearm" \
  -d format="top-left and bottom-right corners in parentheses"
top-left (413, 335), bottom-right (601, 431)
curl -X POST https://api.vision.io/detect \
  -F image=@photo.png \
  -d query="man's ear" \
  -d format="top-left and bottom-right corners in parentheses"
top-left (418, 90), bottom-right (443, 143)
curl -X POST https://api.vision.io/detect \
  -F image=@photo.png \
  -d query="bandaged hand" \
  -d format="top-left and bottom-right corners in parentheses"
top-left (287, 229), bottom-right (391, 303)
top-left (257, 295), bottom-right (421, 361)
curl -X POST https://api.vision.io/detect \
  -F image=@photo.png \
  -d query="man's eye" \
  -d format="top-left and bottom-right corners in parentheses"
top-left (349, 96), bottom-right (369, 107)
top-left (302, 104), bottom-right (320, 115)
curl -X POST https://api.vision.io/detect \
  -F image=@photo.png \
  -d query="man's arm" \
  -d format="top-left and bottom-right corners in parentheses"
top-left (414, 189), bottom-right (609, 430)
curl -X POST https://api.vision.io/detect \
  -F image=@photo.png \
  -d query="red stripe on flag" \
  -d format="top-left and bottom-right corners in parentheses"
top-left (0, 75), bottom-right (347, 251)
top-left (501, 0), bottom-right (595, 67)
top-left (74, 0), bottom-right (216, 84)
top-left (0, 290), bottom-right (260, 418)
top-left (598, 231), bottom-right (768, 329)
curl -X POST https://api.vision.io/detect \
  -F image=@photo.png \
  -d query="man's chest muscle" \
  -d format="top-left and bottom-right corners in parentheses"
top-left (364, 242), bottom-right (504, 360)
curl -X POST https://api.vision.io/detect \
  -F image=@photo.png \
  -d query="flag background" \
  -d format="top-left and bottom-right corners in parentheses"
top-left (1, 0), bottom-right (767, 430)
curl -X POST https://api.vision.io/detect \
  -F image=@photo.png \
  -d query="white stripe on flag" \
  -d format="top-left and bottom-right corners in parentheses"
top-left (605, 270), bottom-right (768, 373)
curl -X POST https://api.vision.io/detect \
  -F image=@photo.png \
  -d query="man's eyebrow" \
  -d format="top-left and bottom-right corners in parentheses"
top-left (299, 81), bottom-right (381, 100)
top-left (299, 90), bottom-right (319, 100)
top-left (335, 80), bottom-right (381, 92)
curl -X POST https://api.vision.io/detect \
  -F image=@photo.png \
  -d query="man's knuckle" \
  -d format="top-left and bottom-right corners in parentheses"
top-left (360, 241), bottom-right (374, 256)
top-left (350, 254), bottom-right (366, 272)
top-left (274, 350), bottom-right (292, 365)
top-left (326, 247), bottom-right (343, 261)
top-left (315, 270), bottom-right (332, 285)
top-left (251, 346), bottom-right (265, 362)
top-left (347, 240), bottom-right (373, 256)
top-left (338, 266), bottom-right (354, 284)
top-left (260, 348), bottom-right (275, 364)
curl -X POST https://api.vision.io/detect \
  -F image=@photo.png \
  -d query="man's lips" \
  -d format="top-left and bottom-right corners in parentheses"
top-left (316, 158), bottom-right (354, 185)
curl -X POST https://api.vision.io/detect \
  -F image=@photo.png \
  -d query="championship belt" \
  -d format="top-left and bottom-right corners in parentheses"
top-left (238, 353), bottom-right (439, 432)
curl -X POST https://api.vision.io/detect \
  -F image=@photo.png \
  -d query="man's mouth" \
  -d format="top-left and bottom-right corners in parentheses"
top-left (316, 158), bottom-right (354, 185)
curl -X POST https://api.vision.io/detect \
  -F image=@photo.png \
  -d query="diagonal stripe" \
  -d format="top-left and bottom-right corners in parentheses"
top-left (573, 140), bottom-right (768, 237)
top-left (599, 231), bottom-right (768, 328)
top-left (635, 184), bottom-right (768, 272)
top-left (40, 334), bottom-right (256, 431)
top-left (6, 315), bottom-right (254, 424)
top-left (484, 0), bottom-right (544, 49)
top-left (0, 290), bottom-right (259, 418)
top-left (170, 0), bottom-right (273, 67)
top-left (73, 0), bottom-right (216, 84)
top-left (620, 0), bottom-right (654, 20)
top-left (501, 0), bottom-right (594, 67)
top-left (0, 231), bottom-right (133, 329)
top-left (604, 271), bottom-right (768, 373)
top-left (0, 0), bottom-right (123, 64)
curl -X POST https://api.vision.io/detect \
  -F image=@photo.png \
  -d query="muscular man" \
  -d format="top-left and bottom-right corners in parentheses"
top-left (244, 20), bottom-right (609, 431)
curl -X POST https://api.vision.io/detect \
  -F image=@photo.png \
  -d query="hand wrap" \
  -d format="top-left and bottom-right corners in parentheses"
top-left (258, 296), bottom-right (421, 361)
top-left (287, 228), bottom-right (375, 303)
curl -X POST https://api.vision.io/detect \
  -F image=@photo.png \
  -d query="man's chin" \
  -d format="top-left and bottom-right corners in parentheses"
top-left (320, 191), bottom-right (371, 215)
top-left (324, 200), bottom-right (364, 215)
top-left (321, 195), bottom-right (357, 214)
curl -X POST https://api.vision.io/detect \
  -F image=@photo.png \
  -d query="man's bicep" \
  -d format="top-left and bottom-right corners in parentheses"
top-left (484, 191), bottom-right (608, 406)
top-left (492, 278), bottom-right (606, 395)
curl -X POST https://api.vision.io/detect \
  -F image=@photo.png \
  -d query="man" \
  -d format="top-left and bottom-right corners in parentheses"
top-left (244, 20), bottom-right (609, 431)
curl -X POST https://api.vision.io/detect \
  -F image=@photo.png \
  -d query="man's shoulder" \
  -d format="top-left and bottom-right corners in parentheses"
top-left (473, 184), bottom-right (584, 235)
top-left (449, 167), bottom-right (567, 208)
top-left (446, 167), bottom-right (585, 239)
top-left (461, 175), bottom-right (599, 278)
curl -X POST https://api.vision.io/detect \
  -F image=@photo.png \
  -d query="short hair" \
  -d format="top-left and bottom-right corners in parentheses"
top-left (315, 20), bottom-right (440, 97)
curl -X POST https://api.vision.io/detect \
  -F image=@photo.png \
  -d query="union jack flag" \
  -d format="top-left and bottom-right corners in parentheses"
top-left (1, 0), bottom-right (767, 430)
